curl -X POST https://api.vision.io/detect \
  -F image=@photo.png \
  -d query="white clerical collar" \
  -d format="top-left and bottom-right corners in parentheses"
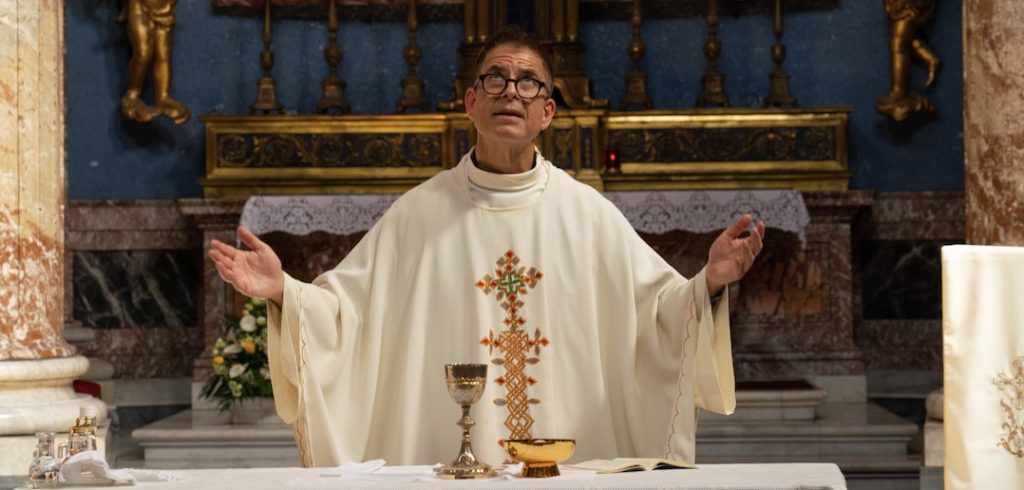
top-left (459, 148), bottom-right (551, 210)
top-left (467, 150), bottom-right (546, 192)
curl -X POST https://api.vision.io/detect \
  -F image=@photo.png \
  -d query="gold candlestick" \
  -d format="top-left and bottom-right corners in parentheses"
top-left (696, 0), bottom-right (729, 108)
top-left (621, 0), bottom-right (652, 110)
top-left (251, 0), bottom-right (284, 115)
top-left (764, 0), bottom-right (797, 107)
top-left (396, 0), bottom-right (429, 113)
top-left (317, 0), bottom-right (351, 114)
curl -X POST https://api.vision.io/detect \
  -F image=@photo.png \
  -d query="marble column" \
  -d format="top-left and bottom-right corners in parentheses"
top-left (0, 0), bottom-right (105, 474)
top-left (964, 0), bottom-right (1024, 245)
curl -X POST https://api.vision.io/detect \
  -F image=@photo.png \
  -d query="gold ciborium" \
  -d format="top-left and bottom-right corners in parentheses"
top-left (504, 439), bottom-right (576, 478)
top-left (437, 363), bottom-right (497, 480)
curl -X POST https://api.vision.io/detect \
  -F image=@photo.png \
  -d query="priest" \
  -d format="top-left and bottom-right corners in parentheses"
top-left (209, 28), bottom-right (766, 467)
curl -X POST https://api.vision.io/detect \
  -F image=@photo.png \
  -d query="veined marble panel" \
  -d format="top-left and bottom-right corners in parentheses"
top-left (852, 193), bottom-right (963, 376)
top-left (860, 240), bottom-right (958, 320)
top-left (76, 328), bottom-right (202, 379)
top-left (645, 229), bottom-right (824, 318)
top-left (72, 251), bottom-right (201, 329)
top-left (65, 201), bottom-right (200, 379)
top-left (858, 320), bottom-right (942, 371)
top-left (261, 231), bottom-right (368, 282)
top-left (726, 221), bottom-right (862, 378)
top-left (865, 192), bottom-right (964, 241)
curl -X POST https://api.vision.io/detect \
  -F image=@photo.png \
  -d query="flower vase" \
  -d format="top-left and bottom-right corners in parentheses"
top-left (228, 397), bottom-right (278, 425)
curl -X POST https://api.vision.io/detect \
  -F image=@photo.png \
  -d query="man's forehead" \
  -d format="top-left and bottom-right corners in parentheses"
top-left (480, 45), bottom-right (546, 74)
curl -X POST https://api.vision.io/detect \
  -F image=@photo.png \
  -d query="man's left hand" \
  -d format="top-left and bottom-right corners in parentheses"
top-left (706, 214), bottom-right (766, 297)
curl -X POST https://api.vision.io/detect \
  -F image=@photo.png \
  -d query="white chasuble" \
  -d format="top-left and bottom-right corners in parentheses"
top-left (266, 151), bottom-right (735, 467)
top-left (942, 245), bottom-right (1024, 490)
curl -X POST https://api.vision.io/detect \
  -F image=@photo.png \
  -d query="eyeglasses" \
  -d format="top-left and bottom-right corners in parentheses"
top-left (477, 74), bottom-right (548, 99)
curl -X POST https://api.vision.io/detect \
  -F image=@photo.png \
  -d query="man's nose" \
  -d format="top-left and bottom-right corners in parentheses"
top-left (501, 80), bottom-right (519, 99)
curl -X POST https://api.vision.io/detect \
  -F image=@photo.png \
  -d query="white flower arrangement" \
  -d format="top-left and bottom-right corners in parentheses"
top-left (200, 297), bottom-right (273, 411)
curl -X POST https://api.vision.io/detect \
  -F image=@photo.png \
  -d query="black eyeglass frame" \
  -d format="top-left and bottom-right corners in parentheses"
top-left (476, 74), bottom-right (549, 100)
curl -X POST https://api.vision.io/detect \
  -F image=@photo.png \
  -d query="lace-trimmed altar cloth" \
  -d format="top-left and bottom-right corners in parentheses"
top-left (240, 190), bottom-right (809, 245)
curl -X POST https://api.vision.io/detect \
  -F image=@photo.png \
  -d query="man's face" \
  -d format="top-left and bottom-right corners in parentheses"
top-left (465, 44), bottom-right (556, 145)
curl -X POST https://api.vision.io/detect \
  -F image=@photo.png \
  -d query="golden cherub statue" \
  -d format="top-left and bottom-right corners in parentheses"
top-left (118, 0), bottom-right (190, 125)
top-left (875, 0), bottom-right (940, 121)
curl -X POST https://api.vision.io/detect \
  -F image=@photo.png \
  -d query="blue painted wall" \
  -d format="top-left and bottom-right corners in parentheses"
top-left (66, 1), bottom-right (962, 199)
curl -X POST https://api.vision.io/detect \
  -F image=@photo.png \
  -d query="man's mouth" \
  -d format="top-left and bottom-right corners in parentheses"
top-left (492, 109), bottom-right (524, 118)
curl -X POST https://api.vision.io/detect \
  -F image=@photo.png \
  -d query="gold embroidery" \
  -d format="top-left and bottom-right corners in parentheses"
top-left (993, 356), bottom-right (1024, 458)
top-left (477, 250), bottom-right (548, 443)
top-left (295, 286), bottom-right (312, 467)
top-left (663, 283), bottom-right (695, 460)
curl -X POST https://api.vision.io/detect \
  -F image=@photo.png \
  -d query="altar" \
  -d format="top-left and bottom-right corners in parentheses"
top-left (130, 187), bottom-right (920, 488)
top-left (47, 463), bottom-right (847, 490)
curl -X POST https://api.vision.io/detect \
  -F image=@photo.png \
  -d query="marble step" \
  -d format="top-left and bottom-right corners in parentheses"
top-left (131, 410), bottom-right (299, 468)
top-left (133, 402), bottom-right (917, 472)
top-left (697, 402), bottom-right (918, 458)
top-left (700, 380), bottom-right (829, 422)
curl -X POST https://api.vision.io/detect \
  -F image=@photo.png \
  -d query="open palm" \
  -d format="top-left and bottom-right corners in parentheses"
top-left (706, 214), bottom-right (766, 295)
top-left (209, 226), bottom-right (285, 304)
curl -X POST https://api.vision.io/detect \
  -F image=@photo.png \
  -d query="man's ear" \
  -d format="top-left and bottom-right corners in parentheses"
top-left (540, 96), bottom-right (556, 131)
top-left (464, 86), bottom-right (477, 116)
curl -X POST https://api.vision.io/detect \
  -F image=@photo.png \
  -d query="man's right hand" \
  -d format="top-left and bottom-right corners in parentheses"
top-left (209, 226), bottom-right (285, 305)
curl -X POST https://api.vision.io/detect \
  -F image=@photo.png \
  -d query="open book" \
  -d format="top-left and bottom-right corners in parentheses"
top-left (567, 458), bottom-right (696, 473)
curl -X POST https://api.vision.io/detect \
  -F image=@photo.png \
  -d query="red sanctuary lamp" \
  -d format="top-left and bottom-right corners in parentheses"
top-left (604, 148), bottom-right (620, 174)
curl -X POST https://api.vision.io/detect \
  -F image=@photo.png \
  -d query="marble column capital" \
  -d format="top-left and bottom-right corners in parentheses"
top-left (177, 198), bottom-right (245, 230)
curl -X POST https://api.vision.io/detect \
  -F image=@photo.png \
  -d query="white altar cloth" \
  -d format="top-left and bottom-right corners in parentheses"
top-left (47, 463), bottom-right (846, 489)
top-left (240, 190), bottom-right (810, 244)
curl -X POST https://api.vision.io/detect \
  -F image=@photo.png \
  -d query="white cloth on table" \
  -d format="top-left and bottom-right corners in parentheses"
top-left (70, 463), bottom-right (845, 489)
top-left (318, 458), bottom-right (386, 476)
top-left (60, 450), bottom-right (183, 486)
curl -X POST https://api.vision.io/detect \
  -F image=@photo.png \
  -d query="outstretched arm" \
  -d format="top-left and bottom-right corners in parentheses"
top-left (208, 226), bottom-right (285, 305)
top-left (706, 214), bottom-right (766, 297)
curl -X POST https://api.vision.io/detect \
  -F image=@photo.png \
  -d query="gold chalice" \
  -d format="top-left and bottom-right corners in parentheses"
top-left (504, 438), bottom-right (576, 478)
top-left (437, 363), bottom-right (497, 479)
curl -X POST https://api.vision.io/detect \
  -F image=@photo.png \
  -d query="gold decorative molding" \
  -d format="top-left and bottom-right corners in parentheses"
top-left (602, 107), bottom-right (850, 191)
top-left (200, 114), bottom-right (456, 197)
top-left (200, 107), bottom-right (850, 197)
